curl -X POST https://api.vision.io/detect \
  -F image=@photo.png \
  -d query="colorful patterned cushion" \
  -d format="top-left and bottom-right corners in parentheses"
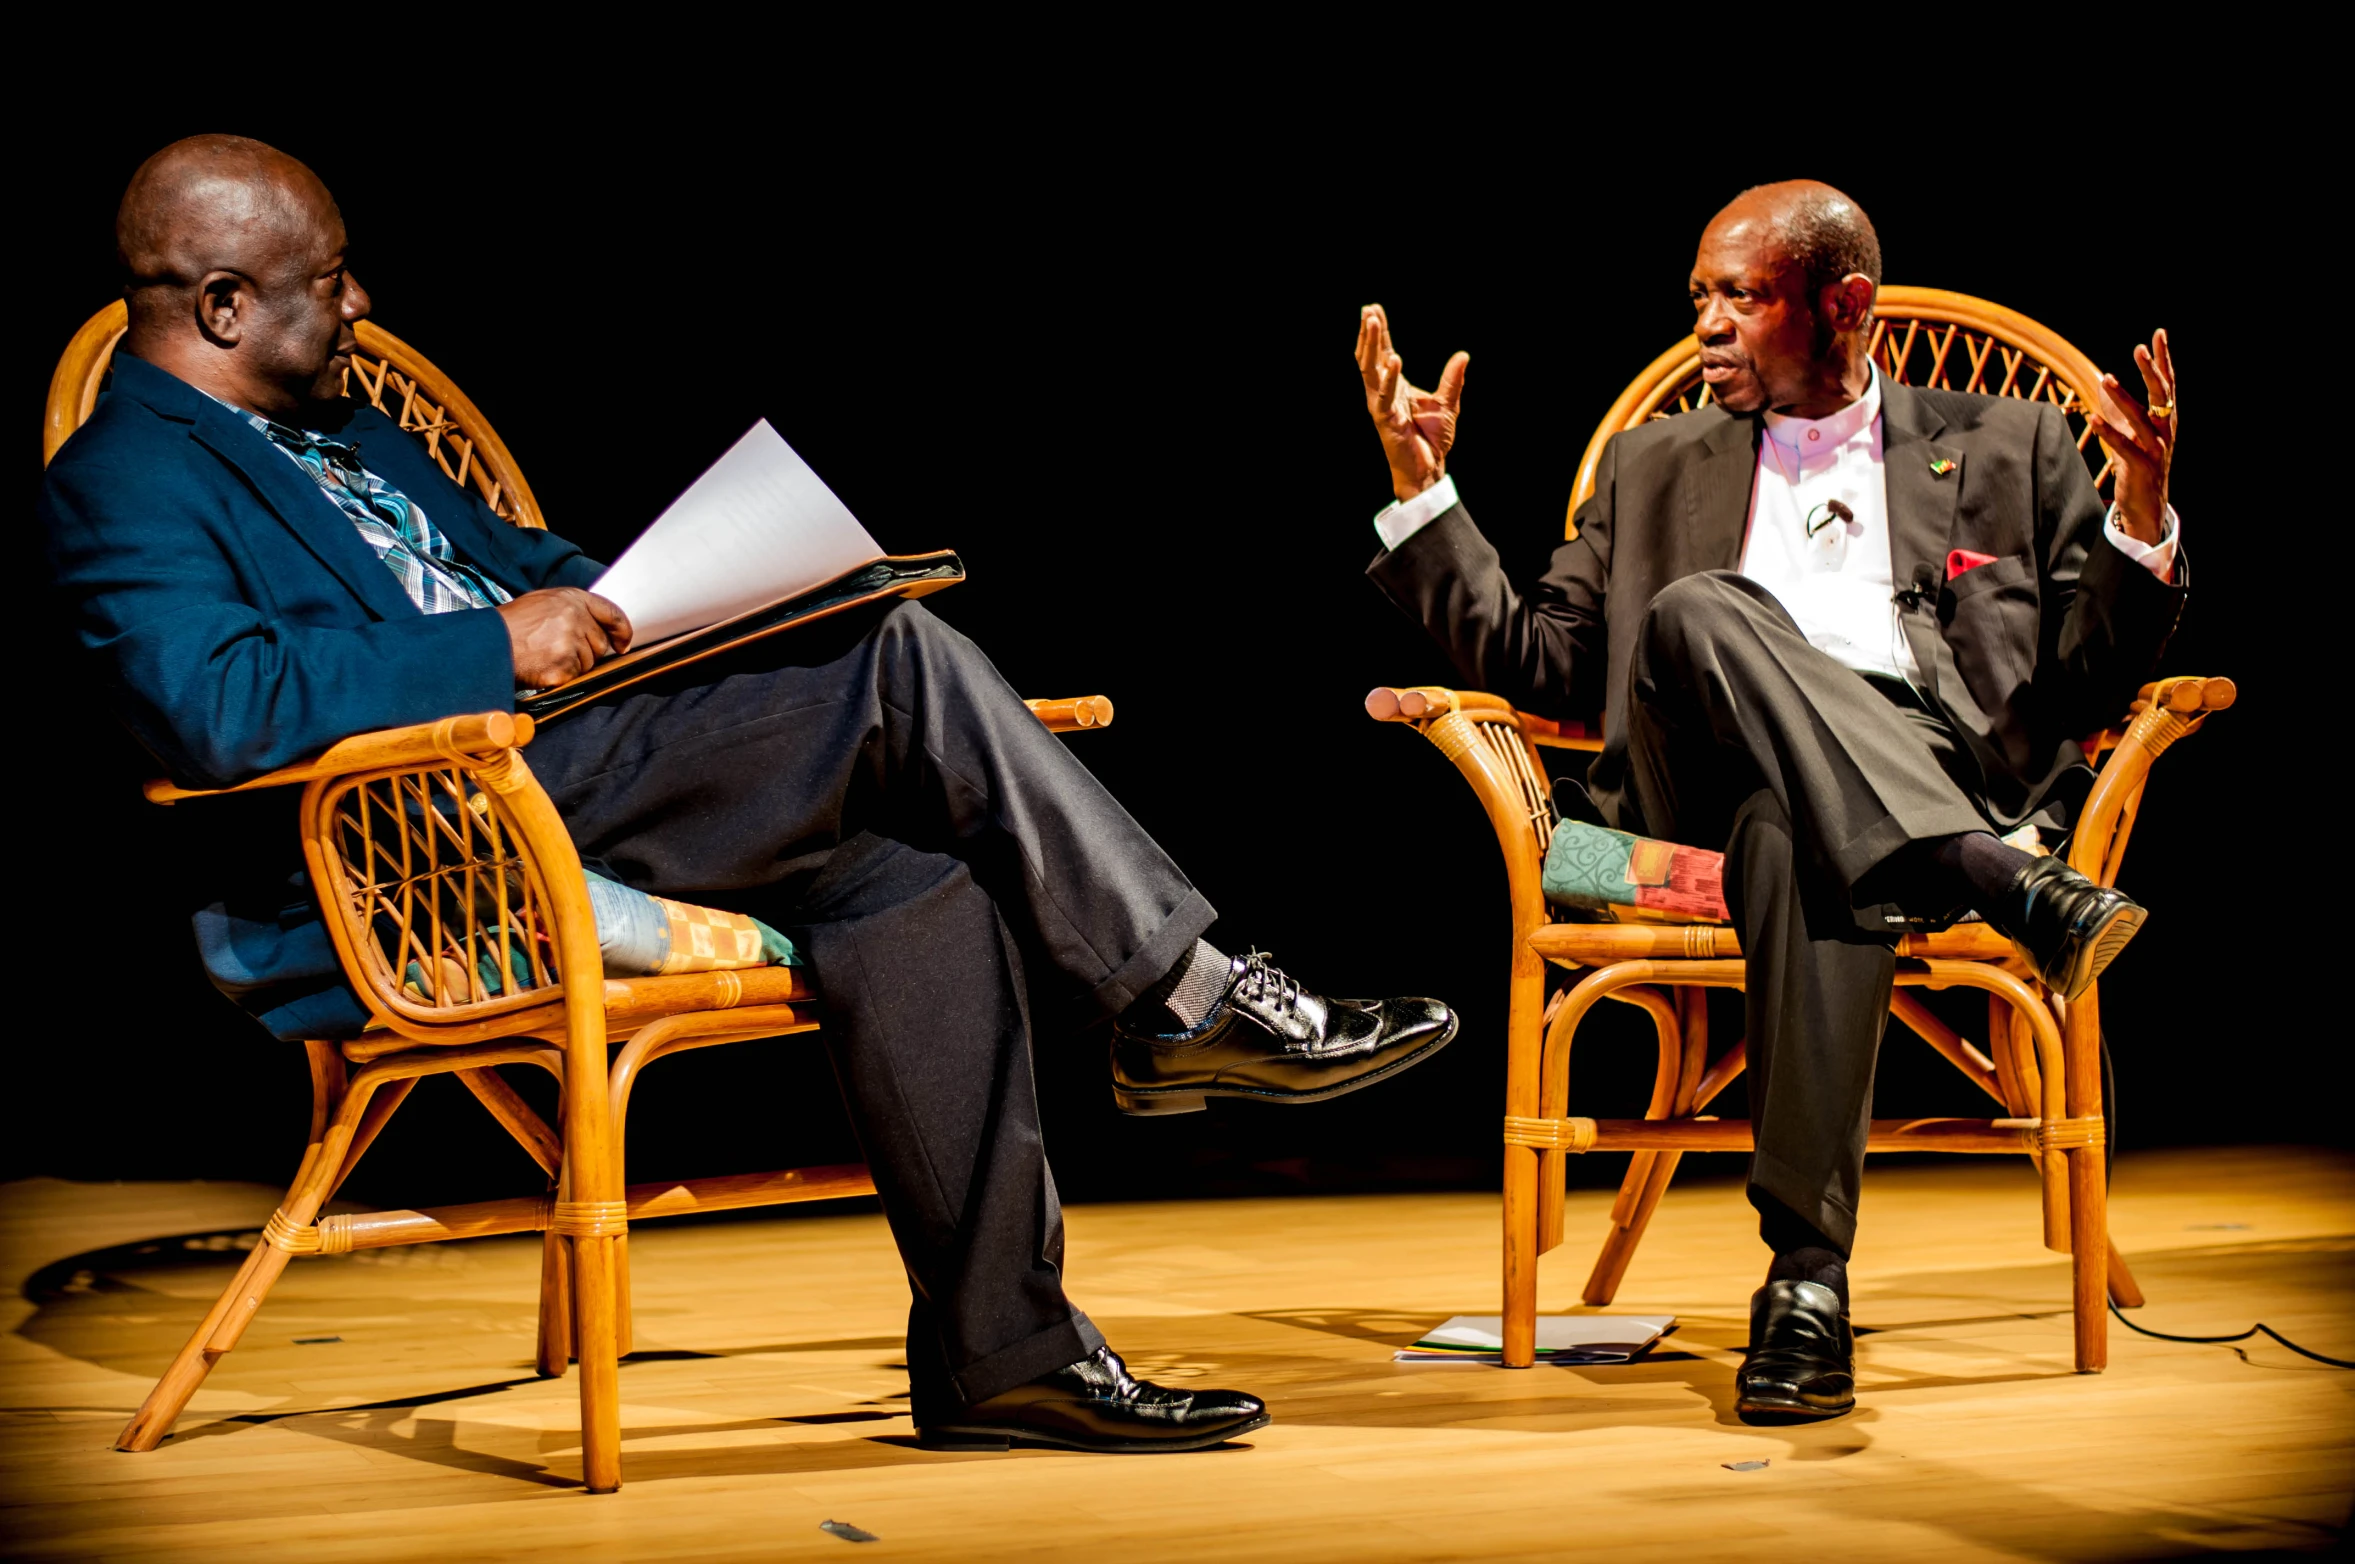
top-left (401, 871), bottom-right (802, 1004)
top-left (1541, 819), bottom-right (1728, 923)
top-left (581, 871), bottom-right (801, 975)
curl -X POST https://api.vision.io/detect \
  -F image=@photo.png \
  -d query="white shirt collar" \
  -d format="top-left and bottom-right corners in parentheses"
top-left (1762, 365), bottom-right (1881, 455)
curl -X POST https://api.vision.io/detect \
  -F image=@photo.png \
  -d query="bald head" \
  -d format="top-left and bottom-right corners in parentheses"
top-left (1689, 180), bottom-right (1879, 418)
top-left (1713, 180), bottom-right (1881, 303)
top-left (115, 135), bottom-right (368, 417)
top-left (119, 136), bottom-right (338, 307)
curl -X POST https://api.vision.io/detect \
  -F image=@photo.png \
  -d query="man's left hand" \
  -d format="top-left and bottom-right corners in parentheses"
top-left (2090, 327), bottom-right (2176, 546)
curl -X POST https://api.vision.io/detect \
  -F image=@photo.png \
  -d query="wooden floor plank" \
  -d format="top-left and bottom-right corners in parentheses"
top-left (1, 1148), bottom-right (2347, 1561)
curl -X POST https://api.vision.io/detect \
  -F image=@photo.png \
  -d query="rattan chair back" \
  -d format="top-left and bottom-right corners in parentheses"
top-left (1566, 286), bottom-right (2113, 533)
top-left (44, 300), bottom-right (546, 528)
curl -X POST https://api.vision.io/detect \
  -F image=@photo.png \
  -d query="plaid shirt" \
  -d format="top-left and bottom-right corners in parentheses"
top-left (222, 398), bottom-right (512, 615)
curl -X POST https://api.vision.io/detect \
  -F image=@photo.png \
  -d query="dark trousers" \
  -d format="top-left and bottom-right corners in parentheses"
top-left (525, 601), bottom-right (1216, 1410)
top-left (1616, 572), bottom-right (1989, 1256)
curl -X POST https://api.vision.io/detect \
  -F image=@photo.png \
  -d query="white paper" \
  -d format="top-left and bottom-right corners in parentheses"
top-left (1394, 1313), bottom-right (1675, 1362)
top-left (591, 421), bottom-right (882, 645)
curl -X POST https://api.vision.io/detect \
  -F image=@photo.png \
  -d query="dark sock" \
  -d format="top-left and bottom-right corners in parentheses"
top-left (1760, 1206), bottom-right (1851, 1309)
top-left (1925, 830), bottom-right (2038, 919)
top-left (1767, 1246), bottom-right (1851, 1310)
top-left (1122, 938), bottom-right (1234, 1031)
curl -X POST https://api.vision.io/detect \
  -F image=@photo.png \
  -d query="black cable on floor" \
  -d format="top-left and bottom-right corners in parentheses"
top-left (2096, 1034), bottom-right (2350, 1368)
top-left (2109, 1300), bottom-right (2354, 1368)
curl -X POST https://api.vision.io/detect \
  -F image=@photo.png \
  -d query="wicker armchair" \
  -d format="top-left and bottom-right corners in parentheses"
top-left (43, 302), bottom-right (1115, 1492)
top-left (1366, 287), bottom-right (2232, 1374)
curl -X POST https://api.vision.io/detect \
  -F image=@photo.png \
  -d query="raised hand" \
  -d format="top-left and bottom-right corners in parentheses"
top-left (2088, 327), bottom-right (2177, 547)
top-left (498, 588), bottom-right (633, 691)
top-left (1356, 304), bottom-right (1469, 505)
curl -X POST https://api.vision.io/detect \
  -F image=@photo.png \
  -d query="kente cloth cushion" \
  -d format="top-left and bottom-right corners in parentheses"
top-left (401, 871), bottom-right (802, 1004)
top-left (1541, 819), bottom-right (1729, 922)
top-left (581, 871), bottom-right (801, 975)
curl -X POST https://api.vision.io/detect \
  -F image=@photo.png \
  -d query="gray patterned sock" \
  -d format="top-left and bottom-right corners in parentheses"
top-left (1138, 939), bottom-right (1235, 1030)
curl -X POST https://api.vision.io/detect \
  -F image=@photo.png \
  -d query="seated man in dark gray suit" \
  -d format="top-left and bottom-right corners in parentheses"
top-left (42, 134), bottom-right (1461, 1455)
top-left (1357, 181), bottom-right (2184, 1422)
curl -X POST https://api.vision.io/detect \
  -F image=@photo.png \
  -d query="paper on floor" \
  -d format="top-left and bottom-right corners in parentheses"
top-left (1394, 1313), bottom-right (1675, 1362)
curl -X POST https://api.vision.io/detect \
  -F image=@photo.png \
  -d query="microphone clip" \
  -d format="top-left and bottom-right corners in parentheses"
top-left (1892, 568), bottom-right (1940, 613)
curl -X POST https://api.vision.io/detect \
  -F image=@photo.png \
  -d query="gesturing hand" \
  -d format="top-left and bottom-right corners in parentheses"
top-left (1356, 304), bottom-right (1469, 505)
top-left (498, 588), bottom-right (633, 691)
top-left (2089, 327), bottom-right (2177, 548)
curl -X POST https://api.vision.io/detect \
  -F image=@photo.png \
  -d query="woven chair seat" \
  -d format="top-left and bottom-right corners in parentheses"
top-left (340, 964), bottom-right (821, 1061)
top-left (1527, 919), bottom-right (2015, 967)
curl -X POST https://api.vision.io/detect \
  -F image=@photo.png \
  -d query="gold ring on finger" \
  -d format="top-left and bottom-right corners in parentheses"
top-left (2147, 402), bottom-right (2173, 418)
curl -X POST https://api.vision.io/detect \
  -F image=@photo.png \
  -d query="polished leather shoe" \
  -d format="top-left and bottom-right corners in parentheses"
top-left (1736, 1280), bottom-right (1856, 1423)
top-left (1995, 855), bottom-right (2146, 1001)
top-left (917, 1346), bottom-right (1270, 1453)
top-left (1109, 951), bottom-right (1458, 1115)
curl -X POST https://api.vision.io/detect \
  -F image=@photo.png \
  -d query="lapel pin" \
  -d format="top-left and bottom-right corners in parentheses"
top-left (1929, 457), bottom-right (1957, 476)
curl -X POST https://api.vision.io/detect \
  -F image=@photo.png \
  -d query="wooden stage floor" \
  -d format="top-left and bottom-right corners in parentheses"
top-left (1, 1147), bottom-right (2347, 1562)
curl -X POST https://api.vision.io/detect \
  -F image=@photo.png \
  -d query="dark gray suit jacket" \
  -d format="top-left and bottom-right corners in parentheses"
top-left (1368, 380), bottom-right (2187, 832)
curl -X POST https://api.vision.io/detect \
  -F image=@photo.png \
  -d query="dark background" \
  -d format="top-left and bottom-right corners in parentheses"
top-left (16, 101), bottom-right (2322, 1215)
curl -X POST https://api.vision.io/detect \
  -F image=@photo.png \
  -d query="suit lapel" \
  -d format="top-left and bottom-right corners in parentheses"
top-left (1686, 408), bottom-right (1760, 570)
top-left (1878, 380), bottom-right (1963, 693)
top-left (1879, 380), bottom-right (1962, 601)
top-left (188, 398), bottom-right (420, 623)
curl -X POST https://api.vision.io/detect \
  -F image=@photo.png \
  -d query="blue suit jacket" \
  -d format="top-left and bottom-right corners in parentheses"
top-left (42, 352), bottom-right (606, 1038)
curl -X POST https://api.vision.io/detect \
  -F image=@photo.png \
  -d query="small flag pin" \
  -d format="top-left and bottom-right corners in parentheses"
top-left (1929, 458), bottom-right (1957, 476)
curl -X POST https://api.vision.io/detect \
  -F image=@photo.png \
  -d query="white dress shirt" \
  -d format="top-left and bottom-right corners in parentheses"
top-left (1744, 368), bottom-right (1914, 679)
top-left (1375, 368), bottom-right (2179, 683)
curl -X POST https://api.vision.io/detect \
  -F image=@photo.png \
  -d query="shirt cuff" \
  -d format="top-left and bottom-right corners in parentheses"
top-left (1373, 473), bottom-right (1460, 553)
top-left (2104, 502), bottom-right (2180, 583)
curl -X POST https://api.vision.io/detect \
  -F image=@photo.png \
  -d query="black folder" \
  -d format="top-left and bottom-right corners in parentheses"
top-left (520, 550), bottom-right (964, 724)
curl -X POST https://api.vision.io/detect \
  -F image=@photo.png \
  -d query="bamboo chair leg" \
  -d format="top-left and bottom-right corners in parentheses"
top-left (537, 1225), bottom-right (573, 1377)
top-left (117, 1053), bottom-right (391, 1451)
top-left (2065, 990), bottom-right (2109, 1372)
top-left (1588, 1150), bottom-right (1657, 1299)
top-left (321, 1077), bottom-right (418, 1209)
top-left (1584, 1151), bottom-right (1682, 1306)
top-left (2107, 1238), bottom-right (2146, 1310)
top-left (615, 1236), bottom-right (634, 1359)
top-left (1999, 997), bottom-right (2071, 1251)
top-left (2069, 1149), bottom-right (2107, 1370)
top-left (1500, 954), bottom-right (1548, 1370)
top-left (1502, 1145), bottom-right (1541, 1370)
top-left (115, 1239), bottom-right (286, 1451)
top-left (1583, 987), bottom-right (1702, 1305)
top-left (571, 1234), bottom-right (624, 1491)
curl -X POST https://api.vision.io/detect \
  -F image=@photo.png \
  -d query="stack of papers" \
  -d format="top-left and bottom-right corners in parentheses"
top-left (1394, 1314), bottom-right (1675, 1363)
top-left (592, 420), bottom-right (884, 646)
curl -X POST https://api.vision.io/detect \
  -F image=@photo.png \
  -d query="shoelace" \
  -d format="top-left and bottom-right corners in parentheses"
top-left (1235, 950), bottom-right (1300, 1014)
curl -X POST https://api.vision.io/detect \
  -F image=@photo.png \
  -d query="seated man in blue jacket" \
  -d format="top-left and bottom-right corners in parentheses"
top-left (42, 133), bottom-right (1459, 1454)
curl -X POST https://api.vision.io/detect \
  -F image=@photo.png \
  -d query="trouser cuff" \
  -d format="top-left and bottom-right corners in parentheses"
top-left (1749, 1150), bottom-right (1859, 1258)
top-left (1072, 889), bottom-right (1217, 1027)
top-left (943, 1312), bottom-right (1107, 1410)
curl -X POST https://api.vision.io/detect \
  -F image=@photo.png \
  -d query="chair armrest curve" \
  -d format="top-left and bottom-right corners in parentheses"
top-left (146, 711), bottom-right (533, 804)
top-left (1026, 695), bottom-right (1115, 732)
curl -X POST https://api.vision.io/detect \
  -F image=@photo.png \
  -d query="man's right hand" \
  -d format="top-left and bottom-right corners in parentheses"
top-left (498, 588), bottom-right (633, 690)
top-left (1355, 304), bottom-right (1469, 505)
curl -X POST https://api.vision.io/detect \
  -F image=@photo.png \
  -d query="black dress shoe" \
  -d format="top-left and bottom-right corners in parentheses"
top-left (1736, 1280), bottom-right (1856, 1423)
top-left (917, 1347), bottom-right (1270, 1453)
top-left (1109, 951), bottom-right (1458, 1115)
top-left (1994, 856), bottom-right (2147, 1001)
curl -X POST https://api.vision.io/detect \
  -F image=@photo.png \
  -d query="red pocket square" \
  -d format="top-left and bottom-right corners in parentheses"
top-left (1947, 549), bottom-right (1999, 580)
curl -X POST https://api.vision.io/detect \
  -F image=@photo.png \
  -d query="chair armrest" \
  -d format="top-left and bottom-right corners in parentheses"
top-left (1025, 695), bottom-right (1115, 733)
top-left (148, 693), bottom-right (1111, 805)
top-left (2070, 673), bottom-right (2235, 883)
top-left (145, 712), bottom-right (533, 805)
top-left (1364, 682), bottom-right (1556, 925)
top-left (1366, 685), bottom-right (1602, 752)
